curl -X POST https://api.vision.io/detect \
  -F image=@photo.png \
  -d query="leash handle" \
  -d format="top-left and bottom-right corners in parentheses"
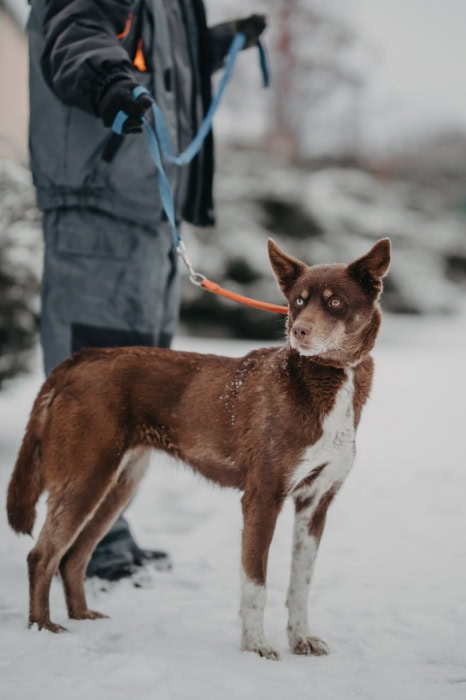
top-left (140, 33), bottom-right (243, 165)
top-left (111, 32), bottom-right (270, 250)
top-left (112, 33), bottom-right (269, 153)
top-left (143, 35), bottom-right (269, 166)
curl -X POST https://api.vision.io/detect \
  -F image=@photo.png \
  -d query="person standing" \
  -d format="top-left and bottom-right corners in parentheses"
top-left (28, 0), bottom-right (266, 581)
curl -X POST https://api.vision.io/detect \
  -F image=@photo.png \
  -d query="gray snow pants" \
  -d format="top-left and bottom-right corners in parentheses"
top-left (41, 207), bottom-right (179, 573)
top-left (41, 207), bottom-right (179, 375)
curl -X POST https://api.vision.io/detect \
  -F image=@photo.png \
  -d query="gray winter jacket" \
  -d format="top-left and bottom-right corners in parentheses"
top-left (28, 0), bottom-right (236, 227)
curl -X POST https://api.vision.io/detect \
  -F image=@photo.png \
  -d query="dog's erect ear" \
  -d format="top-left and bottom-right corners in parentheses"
top-left (347, 238), bottom-right (391, 296)
top-left (268, 239), bottom-right (306, 297)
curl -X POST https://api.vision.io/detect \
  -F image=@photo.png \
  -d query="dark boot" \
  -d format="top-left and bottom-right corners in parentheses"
top-left (86, 515), bottom-right (171, 581)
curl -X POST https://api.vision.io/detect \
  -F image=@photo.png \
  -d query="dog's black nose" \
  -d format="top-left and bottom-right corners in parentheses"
top-left (293, 323), bottom-right (311, 340)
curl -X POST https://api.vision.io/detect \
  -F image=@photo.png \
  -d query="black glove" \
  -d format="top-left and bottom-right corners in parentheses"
top-left (232, 14), bottom-right (267, 48)
top-left (98, 80), bottom-right (153, 133)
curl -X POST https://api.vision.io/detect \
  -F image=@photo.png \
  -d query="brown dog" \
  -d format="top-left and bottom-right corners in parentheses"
top-left (7, 238), bottom-right (390, 659)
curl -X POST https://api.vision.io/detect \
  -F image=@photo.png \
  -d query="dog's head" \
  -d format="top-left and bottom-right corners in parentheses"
top-left (268, 238), bottom-right (391, 367)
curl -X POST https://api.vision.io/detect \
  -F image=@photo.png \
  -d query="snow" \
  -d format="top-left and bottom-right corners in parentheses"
top-left (1, 315), bottom-right (465, 700)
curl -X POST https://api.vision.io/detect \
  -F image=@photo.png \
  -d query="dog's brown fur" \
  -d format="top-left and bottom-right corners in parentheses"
top-left (7, 238), bottom-right (390, 656)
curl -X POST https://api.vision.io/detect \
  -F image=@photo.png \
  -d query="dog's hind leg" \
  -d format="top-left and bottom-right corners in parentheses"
top-left (240, 486), bottom-right (284, 661)
top-left (286, 486), bottom-right (338, 656)
top-left (27, 474), bottom-right (118, 632)
top-left (59, 449), bottom-right (150, 620)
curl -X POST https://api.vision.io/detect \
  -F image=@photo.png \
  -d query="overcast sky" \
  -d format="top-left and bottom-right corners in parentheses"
top-left (352, 0), bottom-right (465, 146)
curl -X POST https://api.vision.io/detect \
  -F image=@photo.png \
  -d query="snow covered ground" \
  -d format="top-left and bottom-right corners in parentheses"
top-left (0, 313), bottom-right (465, 700)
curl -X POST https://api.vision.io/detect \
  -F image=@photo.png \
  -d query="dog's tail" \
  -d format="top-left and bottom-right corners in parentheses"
top-left (6, 380), bottom-right (56, 535)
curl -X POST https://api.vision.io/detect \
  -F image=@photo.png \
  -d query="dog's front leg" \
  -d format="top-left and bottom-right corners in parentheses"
top-left (286, 487), bottom-right (338, 656)
top-left (240, 487), bottom-right (283, 661)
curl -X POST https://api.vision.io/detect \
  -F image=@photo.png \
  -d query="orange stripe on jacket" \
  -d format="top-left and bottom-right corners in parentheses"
top-left (117, 12), bottom-right (133, 39)
top-left (117, 15), bottom-right (147, 71)
top-left (133, 39), bottom-right (147, 72)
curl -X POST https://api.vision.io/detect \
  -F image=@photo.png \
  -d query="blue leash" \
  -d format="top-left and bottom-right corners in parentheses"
top-left (112, 34), bottom-right (270, 259)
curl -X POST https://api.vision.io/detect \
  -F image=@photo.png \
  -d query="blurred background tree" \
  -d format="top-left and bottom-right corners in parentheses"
top-left (268, 0), bottom-right (366, 163)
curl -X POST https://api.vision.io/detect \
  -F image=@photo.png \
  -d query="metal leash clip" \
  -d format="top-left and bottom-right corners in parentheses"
top-left (176, 241), bottom-right (206, 287)
top-left (176, 239), bottom-right (288, 314)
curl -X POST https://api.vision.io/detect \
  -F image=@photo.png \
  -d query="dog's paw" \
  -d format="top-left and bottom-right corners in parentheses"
top-left (243, 642), bottom-right (281, 661)
top-left (291, 635), bottom-right (329, 656)
top-left (30, 620), bottom-right (68, 633)
top-left (69, 609), bottom-right (109, 621)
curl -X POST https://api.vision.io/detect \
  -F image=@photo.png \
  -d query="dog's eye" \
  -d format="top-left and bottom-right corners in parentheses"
top-left (328, 297), bottom-right (342, 308)
top-left (295, 297), bottom-right (305, 307)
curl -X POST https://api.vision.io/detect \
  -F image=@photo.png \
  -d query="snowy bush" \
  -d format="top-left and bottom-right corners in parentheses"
top-left (180, 148), bottom-right (466, 337)
top-left (0, 160), bottom-right (41, 387)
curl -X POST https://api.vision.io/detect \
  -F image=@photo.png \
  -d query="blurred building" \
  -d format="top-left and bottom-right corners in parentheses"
top-left (0, 0), bottom-right (28, 162)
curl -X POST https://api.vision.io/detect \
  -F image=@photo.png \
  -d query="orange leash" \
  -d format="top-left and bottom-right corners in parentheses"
top-left (201, 279), bottom-right (288, 315)
top-left (177, 242), bottom-right (288, 315)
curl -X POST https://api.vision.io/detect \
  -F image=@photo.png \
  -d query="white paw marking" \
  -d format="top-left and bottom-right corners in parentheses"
top-left (291, 635), bottom-right (329, 656)
top-left (242, 641), bottom-right (281, 661)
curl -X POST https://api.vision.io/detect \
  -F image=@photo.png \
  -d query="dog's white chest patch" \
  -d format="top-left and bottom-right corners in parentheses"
top-left (288, 369), bottom-right (356, 494)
